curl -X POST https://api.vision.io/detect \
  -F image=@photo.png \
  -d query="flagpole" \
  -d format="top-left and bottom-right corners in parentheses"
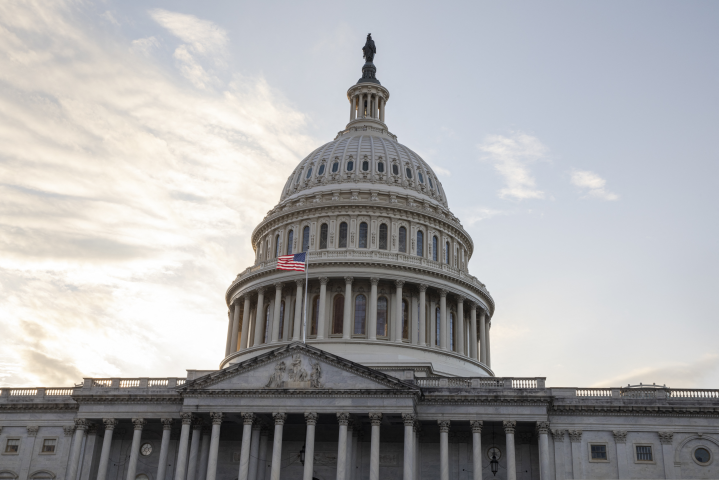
top-left (302, 252), bottom-right (308, 343)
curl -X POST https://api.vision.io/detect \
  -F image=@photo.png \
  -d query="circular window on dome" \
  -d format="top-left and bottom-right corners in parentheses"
top-left (487, 446), bottom-right (502, 461)
top-left (140, 443), bottom-right (152, 456)
top-left (406, 167), bottom-right (413, 179)
top-left (347, 160), bottom-right (354, 172)
top-left (377, 162), bottom-right (385, 173)
top-left (318, 164), bottom-right (325, 175)
top-left (694, 447), bottom-right (711, 465)
top-left (305, 167), bottom-right (313, 179)
top-left (418, 172), bottom-right (424, 184)
top-left (332, 162), bottom-right (339, 173)
top-left (362, 160), bottom-right (369, 171)
top-left (392, 164), bottom-right (399, 175)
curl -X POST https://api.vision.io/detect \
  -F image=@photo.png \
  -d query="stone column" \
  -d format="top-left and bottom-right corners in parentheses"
top-left (205, 413), bottom-right (223, 480)
top-left (19, 425), bottom-right (38, 480)
top-left (418, 284), bottom-right (427, 345)
top-left (187, 419), bottom-right (203, 480)
top-left (658, 432), bottom-right (675, 479)
top-left (198, 427), bottom-right (211, 480)
top-left (126, 418), bottom-right (146, 480)
top-left (336, 413), bottom-right (351, 480)
top-left (231, 301), bottom-right (241, 352)
top-left (238, 413), bottom-right (255, 480)
top-left (438, 420), bottom-right (450, 480)
top-left (486, 322), bottom-right (492, 367)
top-left (350, 422), bottom-right (359, 480)
top-left (272, 283), bottom-right (283, 342)
top-left (293, 280), bottom-right (304, 340)
top-left (479, 310), bottom-right (486, 363)
top-left (240, 296), bottom-right (251, 350)
top-left (249, 422), bottom-right (262, 480)
top-left (456, 296), bottom-right (465, 355)
top-left (258, 428), bottom-right (270, 480)
top-left (342, 277), bottom-right (353, 338)
top-left (469, 304), bottom-right (478, 360)
top-left (303, 413), bottom-right (319, 480)
top-left (66, 419), bottom-right (88, 480)
top-left (537, 422), bottom-right (550, 480)
top-left (413, 421), bottom-right (421, 480)
top-left (174, 413), bottom-right (193, 480)
top-left (439, 290), bottom-right (448, 350)
top-left (350, 95), bottom-right (356, 121)
top-left (380, 97), bottom-right (385, 122)
top-left (470, 421), bottom-right (483, 480)
top-left (317, 277), bottom-right (329, 339)
top-left (568, 430), bottom-right (582, 480)
top-left (270, 413), bottom-right (287, 480)
top-left (613, 431), bottom-right (627, 480)
top-left (552, 430), bottom-right (566, 480)
top-left (254, 287), bottom-right (266, 345)
top-left (345, 420), bottom-right (355, 479)
top-left (369, 277), bottom-right (379, 340)
top-left (156, 419), bottom-right (173, 480)
top-left (402, 414), bottom-right (415, 480)
top-left (395, 280), bottom-right (405, 342)
top-left (504, 421), bottom-right (517, 480)
top-left (369, 413), bottom-right (382, 480)
top-left (225, 310), bottom-right (232, 356)
top-left (97, 419), bottom-right (118, 480)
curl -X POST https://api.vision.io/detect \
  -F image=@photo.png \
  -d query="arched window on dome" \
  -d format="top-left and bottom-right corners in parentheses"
top-left (332, 161), bottom-right (339, 173)
top-left (432, 236), bottom-right (438, 262)
top-left (398, 226), bottom-right (407, 253)
top-left (449, 312), bottom-right (455, 351)
top-left (418, 172), bottom-right (424, 184)
top-left (416, 231), bottom-right (423, 257)
top-left (435, 307), bottom-right (441, 346)
top-left (332, 294), bottom-right (344, 335)
top-left (362, 160), bottom-right (369, 172)
top-left (274, 235), bottom-right (280, 258)
top-left (306, 167), bottom-right (313, 179)
top-left (264, 304), bottom-right (271, 343)
top-left (318, 164), bottom-right (325, 176)
top-left (377, 161), bottom-right (385, 173)
top-left (445, 241), bottom-right (450, 264)
top-left (346, 160), bottom-right (354, 172)
top-left (402, 299), bottom-right (409, 341)
top-left (286, 230), bottom-right (294, 255)
top-left (278, 301), bottom-right (285, 340)
top-left (392, 164), bottom-right (399, 176)
top-left (405, 167), bottom-right (413, 179)
top-left (379, 224), bottom-right (388, 250)
top-left (354, 294), bottom-right (366, 335)
top-left (302, 226), bottom-right (310, 252)
top-left (295, 172), bottom-right (301, 184)
top-left (319, 224), bottom-right (328, 249)
top-left (377, 296), bottom-right (388, 338)
top-left (310, 295), bottom-right (319, 336)
top-left (338, 222), bottom-right (348, 248)
top-left (358, 222), bottom-right (368, 248)
top-left (428, 176), bottom-right (434, 189)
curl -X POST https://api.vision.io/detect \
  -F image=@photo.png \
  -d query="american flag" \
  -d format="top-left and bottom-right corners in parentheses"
top-left (276, 252), bottom-right (307, 271)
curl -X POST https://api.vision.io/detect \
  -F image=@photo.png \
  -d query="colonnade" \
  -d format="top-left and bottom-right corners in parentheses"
top-left (70, 414), bottom-right (551, 480)
top-left (349, 92), bottom-right (385, 123)
top-left (226, 276), bottom-right (492, 367)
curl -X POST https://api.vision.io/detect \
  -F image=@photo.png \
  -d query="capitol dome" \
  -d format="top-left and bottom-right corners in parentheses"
top-left (222, 44), bottom-right (495, 378)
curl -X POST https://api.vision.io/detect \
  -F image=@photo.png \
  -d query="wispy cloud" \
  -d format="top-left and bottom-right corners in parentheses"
top-left (464, 207), bottom-right (505, 226)
top-left (478, 132), bottom-right (547, 200)
top-left (0, 1), bottom-right (315, 386)
top-left (570, 169), bottom-right (619, 201)
top-left (591, 354), bottom-right (719, 388)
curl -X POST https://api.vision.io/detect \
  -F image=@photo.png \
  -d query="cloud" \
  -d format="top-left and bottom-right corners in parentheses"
top-left (131, 36), bottom-right (160, 57)
top-left (591, 354), bottom-right (719, 388)
top-left (570, 169), bottom-right (619, 201)
top-left (477, 132), bottom-right (547, 200)
top-left (464, 207), bottom-right (505, 226)
top-left (0, 1), bottom-right (316, 386)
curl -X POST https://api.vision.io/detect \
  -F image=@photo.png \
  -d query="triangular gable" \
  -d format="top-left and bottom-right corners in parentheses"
top-left (180, 342), bottom-right (420, 393)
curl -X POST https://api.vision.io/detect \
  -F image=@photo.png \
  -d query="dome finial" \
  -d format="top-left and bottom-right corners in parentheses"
top-left (358, 34), bottom-right (380, 85)
top-left (362, 33), bottom-right (376, 63)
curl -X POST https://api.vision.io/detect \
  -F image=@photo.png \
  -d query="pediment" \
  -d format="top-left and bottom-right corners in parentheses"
top-left (180, 342), bottom-right (419, 393)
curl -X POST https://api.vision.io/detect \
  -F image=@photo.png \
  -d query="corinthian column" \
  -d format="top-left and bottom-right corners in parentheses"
top-left (205, 413), bottom-right (223, 480)
top-left (537, 422), bottom-right (551, 480)
top-left (439, 290), bottom-right (448, 350)
top-left (438, 420), bottom-right (450, 480)
top-left (457, 296), bottom-right (465, 355)
top-left (336, 413), bottom-right (351, 480)
top-left (126, 418), bottom-right (146, 480)
top-left (66, 419), bottom-right (87, 480)
top-left (470, 421), bottom-right (483, 480)
top-left (504, 421), bottom-right (517, 480)
top-left (249, 422), bottom-right (262, 480)
top-left (369, 278), bottom-right (379, 340)
top-left (174, 414), bottom-right (193, 480)
top-left (293, 280), bottom-right (304, 340)
top-left (240, 296), bottom-right (251, 350)
top-left (97, 419), bottom-right (118, 480)
top-left (317, 277), bottom-right (329, 339)
top-left (369, 413), bottom-right (382, 480)
top-left (419, 284), bottom-right (427, 345)
top-left (303, 413), bottom-right (318, 480)
top-left (395, 280), bottom-right (405, 342)
top-left (270, 413), bottom-right (287, 480)
top-left (402, 414), bottom-right (415, 480)
top-left (238, 413), bottom-right (255, 480)
top-left (156, 419), bottom-right (173, 480)
top-left (272, 283), bottom-right (283, 342)
top-left (254, 288), bottom-right (266, 346)
top-left (343, 277), bottom-right (353, 339)
top-left (230, 300), bottom-right (241, 352)
top-left (187, 418), bottom-right (203, 480)
top-left (469, 303), bottom-right (478, 360)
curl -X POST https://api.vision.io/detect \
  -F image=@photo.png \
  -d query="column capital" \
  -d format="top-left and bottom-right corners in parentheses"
top-left (295, 279), bottom-right (305, 287)
top-left (612, 430), bottom-right (627, 443)
top-left (413, 420), bottom-right (422, 434)
top-left (369, 412), bottom-right (382, 426)
top-left (438, 420), bottom-right (450, 433)
top-left (370, 277), bottom-right (380, 286)
top-left (394, 280), bottom-right (405, 288)
top-left (104, 418), bottom-right (120, 430)
top-left (241, 413), bottom-right (256, 425)
top-left (210, 412), bottom-right (223, 425)
top-left (191, 417), bottom-right (204, 429)
top-left (201, 426), bottom-right (212, 435)
top-left (418, 284), bottom-right (428, 292)
top-left (552, 429), bottom-right (565, 442)
top-left (402, 413), bottom-right (416, 426)
top-left (252, 422), bottom-right (262, 431)
top-left (456, 295), bottom-right (465, 304)
top-left (658, 431), bottom-right (674, 444)
top-left (132, 418), bottom-right (147, 430)
top-left (502, 420), bottom-right (516, 434)
top-left (536, 421), bottom-right (550, 434)
top-left (304, 412), bottom-right (319, 425)
top-left (319, 277), bottom-right (330, 285)
top-left (257, 286), bottom-right (266, 295)
top-left (63, 426), bottom-right (75, 436)
top-left (272, 413), bottom-right (287, 425)
top-left (568, 430), bottom-right (582, 443)
top-left (344, 276), bottom-right (354, 285)
top-left (470, 420), bottom-right (483, 433)
top-left (160, 418), bottom-right (173, 430)
top-left (74, 418), bottom-right (89, 431)
top-left (27, 425), bottom-right (39, 436)
top-left (274, 282), bottom-right (284, 290)
top-left (337, 412), bottom-right (351, 426)
top-left (439, 289), bottom-right (448, 298)
top-left (181, 413), bottom-right (193, 425)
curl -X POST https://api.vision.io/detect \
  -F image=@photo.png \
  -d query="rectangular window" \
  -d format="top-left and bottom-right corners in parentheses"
top-left (41, 439), bottom-right (57, 453)
top-left (5, 439), bottom-right (19, 453)
top-left (590, 444), bottom-right (607, 461)
top-left (636, 445), bottom-right (653, 462)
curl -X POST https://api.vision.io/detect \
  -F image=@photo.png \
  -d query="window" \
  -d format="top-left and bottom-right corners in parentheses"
top-left (310, 296), bottom-right (319, 336)
top-left (41, 439), bottom-right (56, 454)
top-left (694, 447), bottom-right (711, 465)
top-left (402, 299), bottom-right (409, 340)
top-left (338, 222), bottom-right (348, 248)
top-left (302, 226), bottom-right (310, 252)
top-left (318, 164), bottom-right (325, 175)
top-left (332, 295), bottom-right (344, 335)
top-left (354, 295), bottom-right (367, 335)
top-left (432, 236), bottom-right (438, 261)
top-left (274, 235), bottom-right (280, 258)
top-left (398, 227), bottom-right (407, 253)
top-left (416, 231), bottom-right (423, 257)
top-left (287, 230), bottom-right (294, 255)
top-left (377, 162), bottom-right (385, 173)
top-left (377, 296), bottom-right (388, 337)
top-left (264, 305), bottom-right (271, 343)
top-left (392, 164), bottom-right (399, 175)
top-left (140, 443), bottom-right (152, 456)
top-left (435, 307), bottom-right (441, 345)
top-left (295, 172), bottom-right (301, 183)
top-left (4, 439), bottom-right (19, 453)
top-left (379, 224), bottom-right (388, 250)
top-left (445, 241), bottom-right (450, 264)
top-left (332, 161), bottom-right (339, 173)
top-left (449, 312), bottom-right (454, 350)
top-left (418, 172), bottom-right (424, 184)
top-left (406, 167), bottom-right (413, 179)
top-left (278, 301), bottom-right (285, 340)
top-left (319, 224), bottom-right (328, 249)
top-left (635, 445), bottom-right (653, 462)
top-left (347, 160), bottom-right (354, 172)
top-left (590, 444), bottom-right (607, 461)
top-left (362, 160), bottom-right (369, 171)
top-left (429, 177), bottom-right (434, 188)
top-left (306, 167), bottom-right (313, 179)
top-left (359, 222), bottom-right (368, 248)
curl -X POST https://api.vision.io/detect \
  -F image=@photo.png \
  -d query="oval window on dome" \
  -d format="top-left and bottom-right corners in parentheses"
top-left (428, 176), bottom-right (434, 188)
top-left (406, 167), bottom-right (413, 179)
top-left (418, 172), bottom-right (424, 184)
top-left (332, 162), bottom-right (339, 173)
top-left (306, 167), bottom-right (313, 179)
top-left (362, 160), bottom-right (369, 172)
top-left (347, 160), bottom-right (354, 172)
top-left (392, 164), bottom-right (399, 175)
top-left (295, 173), bottom-right (301, 183)
top-left (318, 164), bottom-right (325, 175)
top-left (377, 162), bottom-right (385, 173)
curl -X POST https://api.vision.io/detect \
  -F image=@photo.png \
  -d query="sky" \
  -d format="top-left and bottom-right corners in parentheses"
top-left (1, 0), bottom-right (718, 388)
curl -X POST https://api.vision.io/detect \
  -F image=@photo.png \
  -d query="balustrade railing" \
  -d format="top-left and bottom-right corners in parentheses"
top-left (415, 377), bottom-right (544, 389)
top-left (46, 388), bottom-right (74, 396)
top-left (10, 388), bottom-right (37, 396)
top-left (576, 388), bottom-right (613, 397)
top-left (670, 389), bottom-right (719, 398)
top-left (512, 378), bottom-right (538, 389)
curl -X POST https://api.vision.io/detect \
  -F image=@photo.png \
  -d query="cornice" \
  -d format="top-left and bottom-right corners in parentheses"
top-left (183, 389), bottom-right (418, 399)
top-left (71, 396), bottom-right (183, 405)
top-left (0, 403), bottom-right (79, 412)
top-left (420, 396), bottom-right (552, 407)
top-left (551, 404), bottom-right (719, 417)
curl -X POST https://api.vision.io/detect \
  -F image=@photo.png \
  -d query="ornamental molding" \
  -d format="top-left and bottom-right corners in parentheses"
top-left (550, 405), bottom-right (719, 418)
top-left (568, 430), bottom-right (582, 443)
top-left (0, 403), bottom-right (79, 412)
top-left (70, 396), bottom-right (183, 405)
top-left (658, 431), bottom-right (674, 444)
top-left (612, 431), bottom-right (627, 443)
top-left (420, 397), bottom-right (550, 407)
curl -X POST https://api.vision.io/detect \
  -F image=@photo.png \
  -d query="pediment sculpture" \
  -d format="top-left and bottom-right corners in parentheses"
top-left (266, 354), bottom-right (322, 389)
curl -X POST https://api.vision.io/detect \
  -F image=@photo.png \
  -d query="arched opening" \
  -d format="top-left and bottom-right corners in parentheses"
top-left (332, 294), bottom-right (344, 335)
top-left (287, 230), bottom-right (294, 255)
top-left (416, 231), bottom-right (423, 257)
top-left (274, 235), bottom-right (280, 258)
top-left (377, 162), bottom-right (385, 173)
top-left (338, 222), bottom-right (348, 248)
top-left (359, 222), bottom-right (368, 248)
top-left (433, 236), bottom-right (438, 261)
top-left (377, 296), bottom-right (388, 337)
top-left (354, 294), bottom-right (367, 335)
top-left (319, 224), bottom-right (328, 249)
top-left (302, 226), bottom-right (310, 252)
top-left (445, 241), bottom-right (450, 264)
top-left (347, 160), bottom-right (354, 172)
top-left (332, 161), bottom-right (339, 173)
top-left (305, 167), bottom-right (313, 179)
top-left (379, 224), bottom-right (388, 250)
top-left (398, 226), bottom-right (407, 253)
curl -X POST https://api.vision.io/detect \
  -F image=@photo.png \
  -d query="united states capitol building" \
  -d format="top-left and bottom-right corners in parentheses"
top-left (2, 36), bottom-right (718, 480)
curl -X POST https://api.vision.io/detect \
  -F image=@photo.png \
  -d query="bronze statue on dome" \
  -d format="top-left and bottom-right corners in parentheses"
top-left (362, 33), bottom-right (376, 63)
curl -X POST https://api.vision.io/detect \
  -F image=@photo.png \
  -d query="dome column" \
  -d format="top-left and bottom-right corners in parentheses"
top-left (350, 95), bottom-right (357, 122)
top-left (271, 283), bottom-right (283, 343)
top-left (230, 300), bottom-right (241, 353)
top-left (469, 303), bottom-right (478, 360)
top-left (456, 296), bottom-right (465, 355)
top-left (343, 277), bottom-right (354, 339)
top-left (253, 288), bottom-right (266, 346)
top-left (394, 280), bottom-right (405, 342)
top-left (487, 322), bottom-right (492, 368)
top-left (379, 97), bottom-right (385, 122)
top-left (418, 284), bottom-right (428, 346)
top-left (369, 277), bottom-right (379, 340)
top-left (240, 296), bottom-right (251, 351)
top-left (317, 277), bottom-right (329, 339)
top-left (293, 280), bottom-right (304, 341)
top-left (479, 309), bottom-right (487, 364)
top-left (439, 290), bottom-right (448, 350)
